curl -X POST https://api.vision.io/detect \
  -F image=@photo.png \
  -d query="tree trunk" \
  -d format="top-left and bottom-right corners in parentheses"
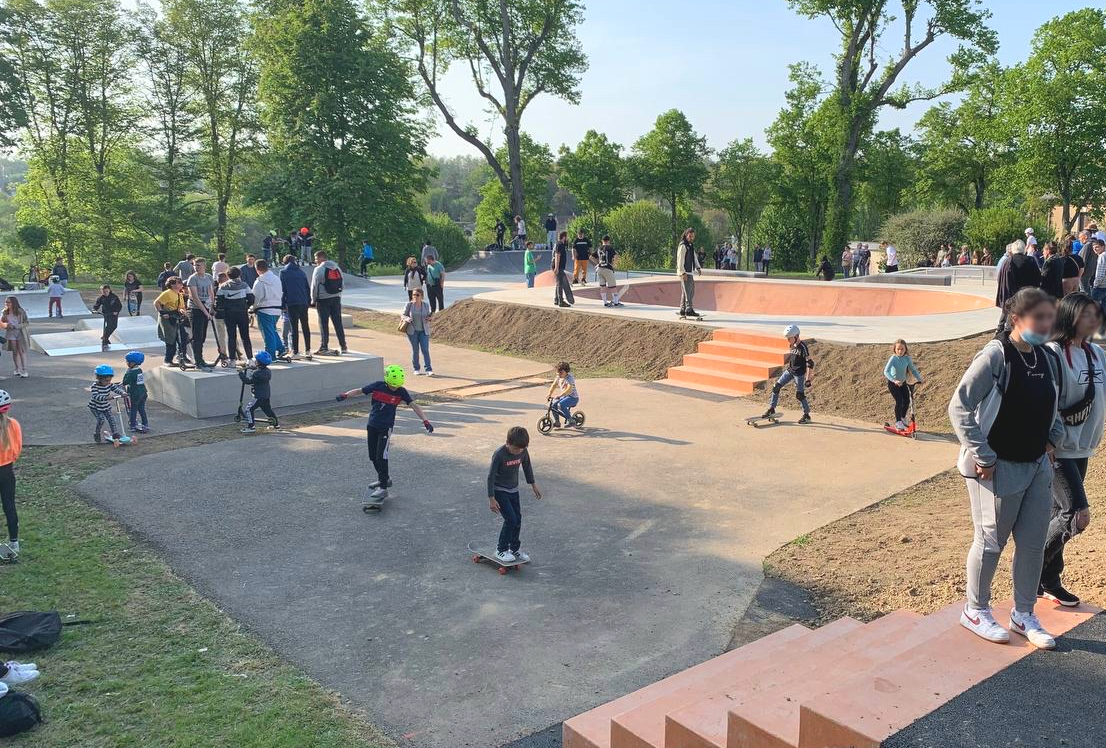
top-left (822, 117), bottom-right (865, 265)
top-left (216, 200), bottom-right (228, 255)
top-left (504, 116), bottom-right (524, 221)
top-left (974, 177), bottom-right (985, 210)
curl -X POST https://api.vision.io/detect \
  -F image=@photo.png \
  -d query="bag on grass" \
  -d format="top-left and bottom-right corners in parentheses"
top-left (0, 691), bottom-right (43, 737)
top-left (0, 611), bottom-right (62, 653)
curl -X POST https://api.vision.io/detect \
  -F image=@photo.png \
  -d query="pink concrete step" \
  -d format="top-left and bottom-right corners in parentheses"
top-left (712, 330), bottom-right (791, 350)
top-left (663, 612), bottom-right (922, 748)
top-left (664, 366), bottom-right (762, 395)
top-left (655, 378), bottom-right (753, 398)
top-left (797, 600), bottom-right (1100, 748)
top-left (562, 625), bottom-right (812, 748)
top-left (610, 618), bottom-right (864, 748)
top-left (697, 340), bottom-right (788, 365)
top-left (681, 352), bottom-right (781, 379)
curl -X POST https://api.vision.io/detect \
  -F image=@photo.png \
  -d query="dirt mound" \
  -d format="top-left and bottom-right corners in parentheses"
top-left (431, 299), bottom-right (713, 380)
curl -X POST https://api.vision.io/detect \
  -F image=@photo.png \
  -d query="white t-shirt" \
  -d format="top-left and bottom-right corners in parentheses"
top-left (886, 246), bottom-right (898, 265)
top-left (517, 220), bottom-right (527, 236)
top-left (762, 247), bottom-right (772, 260)
top-left (1046, 342), bottom-right (1105, 458)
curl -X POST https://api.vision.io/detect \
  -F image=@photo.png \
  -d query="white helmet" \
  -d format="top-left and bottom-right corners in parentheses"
top-left (0, 390), bottom-right (12, 413)
top-left (783, 324), bottom-right (800, 339)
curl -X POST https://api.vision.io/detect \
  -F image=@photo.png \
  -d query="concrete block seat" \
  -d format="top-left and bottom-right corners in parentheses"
top-left (146, 351), bottom-right (383, 418)
top-left (563, 599), bottom-right (1098, 748)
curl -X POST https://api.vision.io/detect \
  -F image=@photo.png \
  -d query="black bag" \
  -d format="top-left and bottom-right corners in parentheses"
top-left (323, 266), bottom-right (343, 294)
top-left (0, 611), bottom-right (62, 653)
top-left (0, 691), bottom-right (43, 737)
top-left (1060, 344), bottom-right (1099, 427)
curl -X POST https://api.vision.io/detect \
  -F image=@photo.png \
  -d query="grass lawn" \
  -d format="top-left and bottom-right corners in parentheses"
top-left (1, 445), bottom-right (392, 748)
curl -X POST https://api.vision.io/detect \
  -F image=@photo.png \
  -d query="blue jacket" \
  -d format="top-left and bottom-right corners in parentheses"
top-left (279, 261), bottom-right (310, 306)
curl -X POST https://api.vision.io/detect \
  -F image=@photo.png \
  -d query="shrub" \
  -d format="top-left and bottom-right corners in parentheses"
top-left (963, 207), bottom-right (1050, 254)
top-left (879, 209), bottom-right (966, 267)
top-left (752, 202), bottom-right (810, 271)
top-left (603, 200), bottom-right (673, 268)
top-left (422, 213), bottom-right (473, 268)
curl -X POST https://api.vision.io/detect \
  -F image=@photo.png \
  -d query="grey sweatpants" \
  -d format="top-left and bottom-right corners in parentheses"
top-left (679, 275), bottom-right (695, 314)
top-left (965, 456), bottom-right (1052, 614)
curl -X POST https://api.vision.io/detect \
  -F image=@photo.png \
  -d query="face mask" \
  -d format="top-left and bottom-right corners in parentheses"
top-left (1021, 330), bottom-right (1049, 346)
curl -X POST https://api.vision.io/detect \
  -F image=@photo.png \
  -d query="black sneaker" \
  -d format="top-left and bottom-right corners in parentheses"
top-left (1040, 585), bottom-right (1081, 607)
top-left (761, 408), bottom-right (776, 419)
top-left (797, 414), bottom-right (812, 424)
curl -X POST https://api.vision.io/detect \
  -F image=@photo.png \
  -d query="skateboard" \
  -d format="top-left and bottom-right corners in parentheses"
top-left (746, 412), bottom-right (784, 428)
top-left (361, 483), bottom-right (391, 513)
top-left (468, 541), bottom-right (529, 575)
top-left (678, 313), bottom-right (706, 321)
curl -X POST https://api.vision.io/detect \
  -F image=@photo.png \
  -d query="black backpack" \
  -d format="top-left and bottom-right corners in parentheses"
top-left (0, 691), bottom-right (43, 736)
top-left (0, 611), bottom-right (62, 653)
top-left (323, 266), bottom-right (343, 295)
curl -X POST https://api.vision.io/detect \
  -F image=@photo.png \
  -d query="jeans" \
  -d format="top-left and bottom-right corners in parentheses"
top-left (224, 309), bottom-right (252, 361)
top-left (316, 296), bottom-right (347, 350)
top-left (190, 308), bottom-right (211, 363)
top-left (286, 303), bottom-right (311, 354)
top-left (770, 370), bottom-right (809, 416)
top-left (0, 463), bottom-right (15, 541)
top-left (90, 405), bottom-right (120, 440)
top-left (546, 230), bottom-right (556, 249)
top-left (552, 394), bottom-right (579, 424)
top-left (426, 283), bottom-right (444, 313)
top-left (853, 259), bottom-right (863, 277)
top-left (1041, 457), bottom-right (1089, 590)
top-left (495, 489), bottom-right (522, 553)
top-left (526, 272), bottom-right (536, 288)
top-left (128, 393), bottom-right (148, 429)
top-left (257, 312), bottom-right (285, 356)
top-left (366, 426), bottom-right (391, 486)
top-left (407, 330), bottom-right (432, 372)
top-left (554, 271), bottom-right (574, 305)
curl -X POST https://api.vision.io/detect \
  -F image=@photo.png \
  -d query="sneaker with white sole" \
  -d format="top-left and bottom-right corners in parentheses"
top-left (513, 549), bottom-right (530, 562)
top-left (960, 606), bottom-right (1010, 643)
top-left (1009, 609), bottom-right (1056, 650)
top-left (368, 479), bottom-right (393, 490)
top-left (1, 664), bottom-right (39, 686)
top-left (370, 487), bottom-right (388, 500)
top-left (894, 420), bottom-right (906, 431)
top-left (494, 549), bottom-right (516, 563)
top-left (1040, 585), bottom-right (1081, 607)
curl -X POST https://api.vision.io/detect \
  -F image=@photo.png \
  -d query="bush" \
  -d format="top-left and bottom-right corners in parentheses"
top-left (752, 202), bottom-right (810, 271)
top-left (963, 207), bottom-right (1050, 254)
top-left (602, 200), bottom-right (673, 269)
top-left (422, 213), bottom-right (473, 269)
top-left (879, 209), bottom-right (966, 267)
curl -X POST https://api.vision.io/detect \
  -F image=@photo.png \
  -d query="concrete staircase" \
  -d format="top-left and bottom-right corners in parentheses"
top-left (563, 600), bottom-right (1097, 748)
top-left (661, 330), bottom-right (789, 396)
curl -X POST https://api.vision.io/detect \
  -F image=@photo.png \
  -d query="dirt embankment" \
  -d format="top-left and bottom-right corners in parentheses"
top-left (430, 299), bottom-right (713, 380)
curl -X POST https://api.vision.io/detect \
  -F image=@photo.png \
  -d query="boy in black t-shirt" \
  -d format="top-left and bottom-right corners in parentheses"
top-left (762, 324), bottom-right (815, 424)
top-left (595, 236), bottom-right (622, 306)
top-left (337, 365), bottom-right (434, 500)
top-left (486, 426), bottom-right (543, 563)
top-left (572, 230), bottom-right (593, 285)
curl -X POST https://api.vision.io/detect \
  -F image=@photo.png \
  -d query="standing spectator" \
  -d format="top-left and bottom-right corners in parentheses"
top-left (957, 246), bottom-right (971, 265)
top-left (723, 242), bottom-right (737, 270)
top-left (425, 254), bottom-right (446, 313)
top-left (185, 258), bottom-right (216, 368)
top-left (402, 256), bottom-right (425, 300)
top-left (981, 247), bottom-right (993, 266)
top-left (299, 227), bottom-right (314, 265)
top-left (753, 245), bottom-right (764, 273)
top-left (420, 240), bottom-right (439, 267)
top-left (761, 245), bottom-right (773, 276)
top-left (1027, 235), bottom-right (1043, 269)
top-left (92, 285), bottom-right (122, 352)
top-left (544, 213), bottom-right (557, 251)
top-left (841, 246), bottom-right (853, 278)
top-left (495, 219), bottom-right (507, 250)
top-left (239, 254), bottom-right (259, 288)
top-left (154, 278), bottom-right (190, 366)
top-left (252, 259), bottom-right (287, 359)
top-left (311, 250), bottom-right (348, 355)
top-left (123, 271), bottom-right (143, 316)
top-left (156, 262), bottom-right (176, 291)
top-left (994, 239), bottom-right (1042, 336)
top-left (853, 244), bottom-right (865, 277)
top-left (401, 288), bottom-right (433, 376)
top-left (859, 244), bottom-right (872, 275)
top-left (676, 228), bottom-right (702, 318)
top-left (514, 215), bottom-right (527, 250)
top-left (47, 275), bottom-right (65, 317)
top-left (571, 229), bottom-right (592, 285)
top-left (50, 257), bottom-right (68, 287)
top-left (884, 241), bottom-right (900, 273)
top-left (262, 231), bottom-right (275, 263)
top-left (1040, 242), bottom-right (1076, 300)
top-left (279, 254), bottom-right (312, 360)
top-left (1080, 234), bottom-right (1098, 294)
top-left (552, 231), bottom-right (574, 308)
top-left (523, 241), bottom-right (537, 288)
top-left (1, 298), bottom-right (29, 378)
top-left (211, 252), bottom-right (229, 279)
top-left (1088, 240), bottom-right (1106, 321)
top-left (216, 266), bottom-right (254, 363)
top-left (360, 240), bottom-right (375, 277)
top-left (713, 244), bottom-right (723, 270)
top-left (0, 390), bottom-right (21, 560)
top-left (1064, 243), bottom-right (1086, 296)
top-left (174, 253), bottom-right (195, 280)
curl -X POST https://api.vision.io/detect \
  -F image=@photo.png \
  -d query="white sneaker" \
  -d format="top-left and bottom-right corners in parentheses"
top-left (960, 606), bottom-right (1010, 643)
top-left (1010, 609), bottom-right (1056, 650)
top-left (370, 487), bottom-right (388, 500)
top-left (895, 420), bottom-right (906, 431)
top-left (1, 664), bottom-right (39, 686)
top-left (412, 370), bottom-right (423, 376)
top-left (513, 549), bottom-right (530, 562)
top-left (494, 549), bottom-right (516, 563)
top-left (425, 371), bottom-right (434, 377)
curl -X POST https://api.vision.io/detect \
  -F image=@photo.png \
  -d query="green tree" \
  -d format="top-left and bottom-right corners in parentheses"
top-left (853, 129), bottom-right (916, 239)
top-left (558, 130), bottom-right (626, 239)
top-left (602, 199), bottom-right (672, 269)
top-left (386, 0), bottom-right (587, 223)
top-left (787, 0), bottom-right (996, 260)
top-left (705, 138), bottom-right (776, 259)
top-left (963, 207), bottom-right (1048, 253)
top-left (0, 8), bottom-right (27, 147)
top-left (1001, 9), bottom-right (1106, 233)
top-left (878, 208), bottom-right (965, 266)
top-left (253, 0), bottom-right (428, 268)
top-left (629, 109), bottom-right (710, 254)
top-left (474, 132), bottom-right (553, 242)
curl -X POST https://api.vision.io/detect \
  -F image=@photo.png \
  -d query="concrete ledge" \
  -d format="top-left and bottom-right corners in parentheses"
top-left (842, 274), bottom-right (953, 286)
top-left (147, 351), bottom-right (384, 418)
top-left (75, 315), bottom-right (156, 332)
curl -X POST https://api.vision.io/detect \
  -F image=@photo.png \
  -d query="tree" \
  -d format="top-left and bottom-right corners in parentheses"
top-left (386, 0), bottom-right (587, 222)
top-left (474, 132), bottom-right (552, 242)
top-left (254, 0), bottom-right (428, 268)
top-left (629, 109), bottom-right (710, 254)
top-left (558, 130), bottom-right (626, 239)
top-left (914, 61), bottom-right (1007, 212)
top-left (1001, 9), bottom-right (1106, 233)
top-left (788, 0), bottom-right (997, 258)
top-left (603, 199), bottom-right (672, 269)
top-left (0, 8), bottom-right (27, 147)
top-left (165, 0), bottom-right (257, 255)
top-left (853, 128), bottom-right (916, 238)
top-left (706, 138), bottom-right (776, 258)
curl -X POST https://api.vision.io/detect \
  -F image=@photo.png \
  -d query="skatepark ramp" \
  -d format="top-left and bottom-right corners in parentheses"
top-left (31, 316), bottom-right (162, 356)
top-left (4, 288), bottom-right (91, 318)
top-left (660, 330), bottom-right (789, 396)
top-left (460, 249), bottom-right (550, 276)
top-left (563, 600), bottom-right (1097, 748)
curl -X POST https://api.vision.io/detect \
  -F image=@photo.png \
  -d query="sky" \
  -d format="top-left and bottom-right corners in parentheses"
top-left (424, 0), bottom-right (1089, 158)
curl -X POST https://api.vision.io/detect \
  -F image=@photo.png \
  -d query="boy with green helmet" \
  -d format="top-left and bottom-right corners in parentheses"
top-left (337, 365), bottom-right (434, 500)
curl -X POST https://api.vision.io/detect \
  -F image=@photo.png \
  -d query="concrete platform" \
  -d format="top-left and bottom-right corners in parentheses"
top-left (4, 287), bottom-right (91, 318)
top-left (146, 352), bottom-right (384, 418)
top-left (31, 316), bottom-right (163, 355)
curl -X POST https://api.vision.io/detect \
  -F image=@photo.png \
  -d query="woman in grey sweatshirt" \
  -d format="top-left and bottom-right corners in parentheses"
top-left (948, 287), bottom-right (1065, 650)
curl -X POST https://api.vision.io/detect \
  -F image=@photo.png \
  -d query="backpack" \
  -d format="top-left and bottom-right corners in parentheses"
top-left (323, 266), bottom-right (343, 295)
top-left (0, 611), bottom-right (62, 653)
top-left (0, 691), bottom-right (43, 737)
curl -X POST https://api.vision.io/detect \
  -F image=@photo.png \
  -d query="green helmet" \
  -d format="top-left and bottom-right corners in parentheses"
top-left (383, 365), bottom-right (405, 388)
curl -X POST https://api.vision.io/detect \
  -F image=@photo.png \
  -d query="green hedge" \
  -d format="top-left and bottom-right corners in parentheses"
top-left (963, 207), bottom-right (1050, 253)
top-left (879, 209), bottom-right (966, 267)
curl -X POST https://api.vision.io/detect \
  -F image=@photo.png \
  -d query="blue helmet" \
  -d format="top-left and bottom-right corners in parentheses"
top-left (94, 364), bottom-right (114, 377)
top-left (255, 351), bottom-right (273, 366)
top-left (125, 351), bottom-right (145, 365)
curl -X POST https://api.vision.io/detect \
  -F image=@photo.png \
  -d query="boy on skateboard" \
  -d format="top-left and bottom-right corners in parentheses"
top-left (761, 324), bottom-right (815, 425)
top-left (336, 365), bottom-right (433, 501)
top-left (238, 351), bottom-right (280, 433)
top-left (487, 426), bottom-right (543, 563)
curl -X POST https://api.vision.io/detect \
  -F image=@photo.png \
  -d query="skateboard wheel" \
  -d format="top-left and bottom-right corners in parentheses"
top-left (472, 555), bottom-right (481, 564)
top-left (497, 566), bottom-right (507, 575)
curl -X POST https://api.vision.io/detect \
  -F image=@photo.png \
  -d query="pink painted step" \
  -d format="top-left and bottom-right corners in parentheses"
top-left (665, 366), bottom-right (762, 395)
top-left (681, 353), bottom-right (781, 379)
top-left (711, 330), bottom-right (792, 350)
top-left (797, 600), bottom-right (1100, 748)
top-left (610, 618), bottom-right (864, 748)
top-left (697, 340), bottom-right (788, 365)
top-left (562, 624), bottom-right (811, 748)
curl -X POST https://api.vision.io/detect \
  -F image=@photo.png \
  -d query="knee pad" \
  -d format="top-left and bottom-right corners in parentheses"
top-left (796, 390), bottom-right (807, 404)
top-left (771, 383), bottom-right (783, 396)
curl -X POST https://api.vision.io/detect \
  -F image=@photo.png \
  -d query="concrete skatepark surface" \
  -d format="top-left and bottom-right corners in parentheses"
top-left (2, 287), bottom-right (91, 318)
top-left (462, 249), bottom-right (551, 275)
top-left (78, 380), bottom-right (956, 748)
